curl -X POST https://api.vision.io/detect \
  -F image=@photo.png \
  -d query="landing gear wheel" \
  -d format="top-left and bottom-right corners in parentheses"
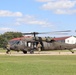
top-left (72, 51), bottom-right (74, 53)
top-left (23, 51), bottom-right (27, 54)
top-left (30, 50), bottom-right (34, 54)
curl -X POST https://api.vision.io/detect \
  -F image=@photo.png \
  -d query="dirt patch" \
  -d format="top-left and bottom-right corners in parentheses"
top-left (0, 51), bottom-right (76, 56)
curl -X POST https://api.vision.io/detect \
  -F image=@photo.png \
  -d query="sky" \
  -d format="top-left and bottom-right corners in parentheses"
top-left (0, 0), bottom-right (76, 37)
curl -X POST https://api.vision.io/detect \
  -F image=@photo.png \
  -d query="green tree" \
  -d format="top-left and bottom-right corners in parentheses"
top-left (0, 32), bottom-right (23, 48)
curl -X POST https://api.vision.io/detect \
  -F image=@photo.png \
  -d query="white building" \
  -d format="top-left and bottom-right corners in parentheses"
top-left (65, 36), bottom-right (76, 44)
top-left (54, 36), bottom-right (76, 44)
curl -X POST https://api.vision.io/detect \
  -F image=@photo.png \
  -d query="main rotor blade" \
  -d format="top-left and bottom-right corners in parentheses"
top-left (54, 30), bottom-right (71, 32)
top-left (22, 30), bottom-right (71, 35)
top-left (38, 30), bottom-right (71, 34)
top-left (49, 33), bottom-right (69, 35)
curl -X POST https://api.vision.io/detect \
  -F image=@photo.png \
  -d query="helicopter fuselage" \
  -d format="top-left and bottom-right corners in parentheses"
top-left (5, 37), bottom-right (76, 54)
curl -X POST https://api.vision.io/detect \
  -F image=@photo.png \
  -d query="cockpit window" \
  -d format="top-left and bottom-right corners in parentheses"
top-left (9, 40), bottom-right (20, 45)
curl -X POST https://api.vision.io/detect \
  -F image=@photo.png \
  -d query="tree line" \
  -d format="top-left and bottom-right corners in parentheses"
top-left (0, 32), bottom-right (23, 48)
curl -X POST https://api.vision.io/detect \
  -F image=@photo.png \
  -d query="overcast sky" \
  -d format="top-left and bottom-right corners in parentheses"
top-left (0, 0), bottom-right (76, 37)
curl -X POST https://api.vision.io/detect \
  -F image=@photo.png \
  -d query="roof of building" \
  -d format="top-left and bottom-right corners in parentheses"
top-left (53, 36), bottom-right (71, 41)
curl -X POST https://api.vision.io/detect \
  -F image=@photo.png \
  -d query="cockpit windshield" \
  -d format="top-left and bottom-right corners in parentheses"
top-left (8, 40), bottom-right (20, 45)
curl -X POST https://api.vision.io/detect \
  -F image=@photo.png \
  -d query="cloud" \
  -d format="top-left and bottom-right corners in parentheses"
top-left (0, 10), bottom-right (23, 17)
top-left (0, 28), bottom-right (12, 33)
top-left (0, 10), bottom-right (54, 27)
top-left (37, 0), bottom-right (76, 14)
top-left (36, 0), bottom-right (52, 2)
top-left (42, 0), bottom-right (76, 9)
top-left (0, 27), bottom-right (17, 33)
top-left (15, 15), bottom-right (53, 27)
top-left (55, 9), bottom-right (76, 14)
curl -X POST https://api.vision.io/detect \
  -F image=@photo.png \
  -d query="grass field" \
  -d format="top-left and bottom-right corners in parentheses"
top-left (0, 54), bottom-right (76, 75)
top-left (0, 48), bottom-right (76, 75)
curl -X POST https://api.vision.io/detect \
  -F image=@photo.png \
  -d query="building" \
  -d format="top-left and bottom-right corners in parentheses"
top-left (65, 36), bottom-right (76, 44)
top-left (53, 36), bottom-right (76, 44)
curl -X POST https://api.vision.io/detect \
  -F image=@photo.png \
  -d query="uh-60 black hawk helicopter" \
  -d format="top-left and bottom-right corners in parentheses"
top-left (6, 30), bottom-right (76, 54)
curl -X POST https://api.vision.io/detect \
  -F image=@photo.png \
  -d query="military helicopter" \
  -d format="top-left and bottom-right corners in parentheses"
top-left (5, 30), bottom-right (76, 54)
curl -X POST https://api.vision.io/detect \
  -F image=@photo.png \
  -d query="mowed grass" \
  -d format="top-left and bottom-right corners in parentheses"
top-left (0, 54), bottom-right (76, 75)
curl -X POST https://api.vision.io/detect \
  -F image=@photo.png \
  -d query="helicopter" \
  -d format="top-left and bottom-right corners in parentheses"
top-left (5, 30), bottom-right (76, 54)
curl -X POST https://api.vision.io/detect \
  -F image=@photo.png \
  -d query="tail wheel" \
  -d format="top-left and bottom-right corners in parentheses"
top-left (69, 50), bottom-right (74, 53)
top-left (23, 50), bottom-right (27, 54)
